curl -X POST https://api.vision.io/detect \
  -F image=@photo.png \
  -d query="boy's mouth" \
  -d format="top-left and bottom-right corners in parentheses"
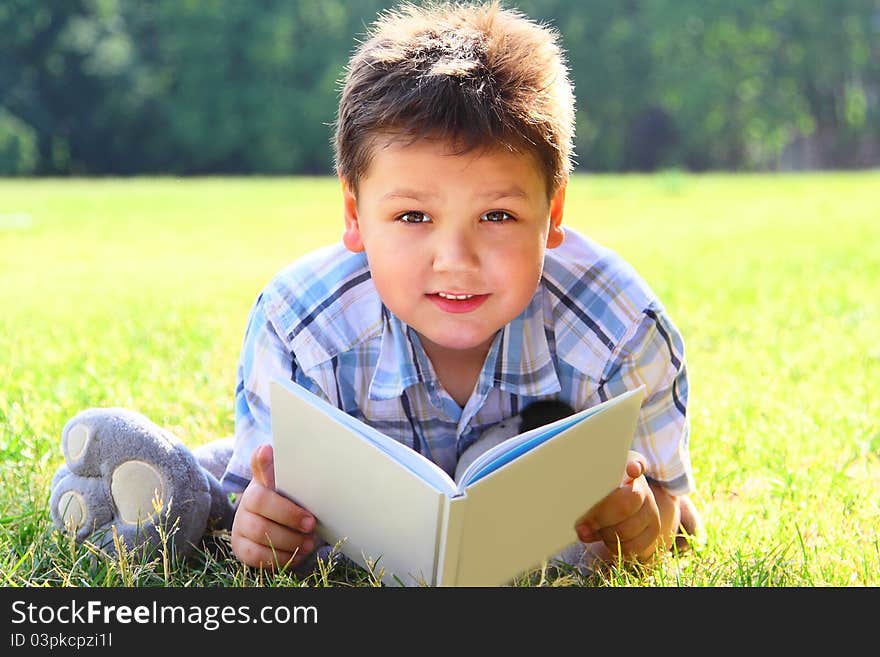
top-left (427, 292), bottom-right (489, 313)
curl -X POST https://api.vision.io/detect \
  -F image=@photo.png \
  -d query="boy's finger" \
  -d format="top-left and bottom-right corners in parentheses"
top-left (623, 450), bottom-right (647, 484)
top-left (243, 485), bottom-right (316, 532)
top-left (250, 444), bottom-right (276, 490)
top-left (239, 512), bottom-right (314, 554)
top-left (575, 522), bottom-right (599, 543)
top-left (232, 535), bottom-right (310, 571)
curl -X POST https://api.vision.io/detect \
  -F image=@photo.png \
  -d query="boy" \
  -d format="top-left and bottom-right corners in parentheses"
top-left (225, 1), bottom-right (699, 572)
top-left (50, 1), bottom-right (701, 578)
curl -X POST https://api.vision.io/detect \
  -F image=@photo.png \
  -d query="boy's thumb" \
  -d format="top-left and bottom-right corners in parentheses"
top-left (250, 443), bottom-right (276, 490)
top-left (621, 450), bottom-right (647, 485)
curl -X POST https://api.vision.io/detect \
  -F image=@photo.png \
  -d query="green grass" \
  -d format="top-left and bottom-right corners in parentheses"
top-left (1, 172), bottom-right (878, 587)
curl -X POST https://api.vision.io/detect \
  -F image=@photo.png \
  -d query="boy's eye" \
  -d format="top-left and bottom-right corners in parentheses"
top-left (396, 211), bottom-right (431, 224)
top-left (481, 210), bottom-right (514, 223)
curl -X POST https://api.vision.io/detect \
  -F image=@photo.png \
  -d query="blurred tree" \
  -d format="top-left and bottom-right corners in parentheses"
top-left (771, 0), bottom-right (880, 168)
top-left (120, 0), bottom-right (388, 174)
top-left (1, 0), bottom-right (877, 174)
top-left (0, 0), bottom-right (153, 174)
top-left (517, 0), bottom-right (658, 171)
top-left (625, 106), bottom-right (678, 171)
top-left (0, 108), bottom-right (38, 174)
top-left (643, 0), bottom-right (879, 170)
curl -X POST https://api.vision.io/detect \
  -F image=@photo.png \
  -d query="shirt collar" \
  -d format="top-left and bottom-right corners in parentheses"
top-left (368, 307), bottom-right (438, 400)
top-left (477, 288), bottom-right (562, 399)
top-left (368, 289), bottom-right (561, 402)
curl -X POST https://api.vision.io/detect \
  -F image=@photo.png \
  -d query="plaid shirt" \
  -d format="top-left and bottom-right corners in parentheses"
top-left (221, 228), bottom-right (694, 496)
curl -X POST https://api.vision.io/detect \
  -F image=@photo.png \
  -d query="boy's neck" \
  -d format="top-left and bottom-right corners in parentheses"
top-left (419, 335), bottom-right (496, 408)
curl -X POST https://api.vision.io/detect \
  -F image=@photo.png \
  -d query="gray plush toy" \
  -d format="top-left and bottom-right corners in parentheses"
top-left (48, 400), bottom-right (613, 566)
top-left (49, 408), bottom-right (235, 558)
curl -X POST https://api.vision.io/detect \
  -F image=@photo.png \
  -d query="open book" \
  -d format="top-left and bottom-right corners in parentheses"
top-left (270, 378), bottom-right (646, 586)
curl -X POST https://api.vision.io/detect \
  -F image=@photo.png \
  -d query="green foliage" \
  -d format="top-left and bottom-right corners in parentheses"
top-left (521, 0), bottom-right (880, 171)
top-left (1, 1), bottom-right (878, 174)
top-left (0, 173), bottom-right (878, 587)
top-left (0, 109), bottom-right (38, 174)
top-left (121, 0), bottom-right (376, 173)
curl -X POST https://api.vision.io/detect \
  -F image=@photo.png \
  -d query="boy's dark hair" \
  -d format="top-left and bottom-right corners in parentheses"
top-left (334, 1), bottom-right (575, 197)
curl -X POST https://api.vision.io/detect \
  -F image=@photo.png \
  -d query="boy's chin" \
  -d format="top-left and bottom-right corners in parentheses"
top-left (417, 329), bottom-right (498, 355)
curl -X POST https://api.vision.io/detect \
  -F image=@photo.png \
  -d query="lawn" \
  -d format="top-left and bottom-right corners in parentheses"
top-left (1, 172), bottom-right (878, 586)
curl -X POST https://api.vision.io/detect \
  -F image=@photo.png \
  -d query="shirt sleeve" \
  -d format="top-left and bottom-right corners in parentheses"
top-left (596, 306), bottom-right (694, 496)
top-left (220, 292), bottom-right (299, 494)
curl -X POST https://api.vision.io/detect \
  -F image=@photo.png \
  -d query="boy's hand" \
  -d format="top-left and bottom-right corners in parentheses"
top-left (574, 451), bottom-right (662, 563)
top-left (230, 444), bottom-right (317, 570)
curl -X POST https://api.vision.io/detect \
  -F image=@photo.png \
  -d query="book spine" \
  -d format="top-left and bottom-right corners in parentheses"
top-left (435, 495), bottom-right (466, 586)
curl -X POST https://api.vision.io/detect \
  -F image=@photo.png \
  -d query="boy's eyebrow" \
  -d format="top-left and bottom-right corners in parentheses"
top-left (380, 188), bottom-right (440, 202)
top-left (380, 187), bottom-right (529, 202)
top-left (478, 187), bottom-right (529, 200)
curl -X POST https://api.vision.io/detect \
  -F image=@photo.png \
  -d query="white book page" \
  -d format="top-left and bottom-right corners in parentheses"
top-left (274, 378), bottom-right (457, 496)
top-left (450, 385), bottom-right (646, 586)
top-left (457, 387), bottom-right (644, 488)
top-left (270, 379), bottom-right (448, 586)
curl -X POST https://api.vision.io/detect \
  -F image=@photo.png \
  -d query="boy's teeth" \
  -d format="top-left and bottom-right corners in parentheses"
top-left (438, 292), bottom-right (474, 300)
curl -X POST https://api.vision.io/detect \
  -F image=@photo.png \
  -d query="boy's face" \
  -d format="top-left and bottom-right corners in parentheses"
top-left (342, 136), bottom-right (565, 360)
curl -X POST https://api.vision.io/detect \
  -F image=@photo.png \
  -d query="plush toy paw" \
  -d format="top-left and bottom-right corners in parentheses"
top-left (49, 408), bottom-right (234, 558)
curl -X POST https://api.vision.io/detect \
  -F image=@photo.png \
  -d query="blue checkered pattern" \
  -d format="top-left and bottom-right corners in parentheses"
top-left (221, 228), bottom-right (694, 496)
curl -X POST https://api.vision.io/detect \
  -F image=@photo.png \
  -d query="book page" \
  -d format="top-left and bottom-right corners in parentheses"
top-left (455, 395), bottom-right (627, 488)
top-left (273, 377), bottom-right (457, 496)
top-left (446, 386), bottom-right (645, 586)
top-left (270, 379), bottom-right (448, 586)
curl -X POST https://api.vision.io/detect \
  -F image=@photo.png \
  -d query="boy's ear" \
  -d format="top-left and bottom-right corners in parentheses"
top-left (340, 178), bottom-right (365, 253)
top-left (546, 182), bottom-right (566, 249)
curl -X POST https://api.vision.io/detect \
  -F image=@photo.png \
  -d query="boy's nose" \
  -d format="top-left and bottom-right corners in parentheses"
top-left (432, 227), bottom-right (480, 273)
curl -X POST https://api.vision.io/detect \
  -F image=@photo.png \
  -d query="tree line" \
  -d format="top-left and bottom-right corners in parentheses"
top-left (1, 0), bottom-right (878, 176)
